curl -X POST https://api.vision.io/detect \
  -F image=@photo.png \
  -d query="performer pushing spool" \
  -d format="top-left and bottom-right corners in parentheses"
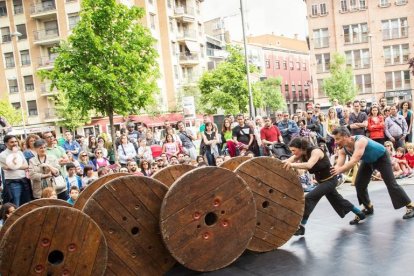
top-left (282, 137), bottom-right (366, 235)
top-left (330, 126), bottom-right (414, 221)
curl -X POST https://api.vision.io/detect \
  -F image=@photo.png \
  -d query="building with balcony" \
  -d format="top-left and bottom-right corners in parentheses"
top-left (0, 0), bottom-right (207, 136)
top-left (304, 0), bottom-right (414, 108)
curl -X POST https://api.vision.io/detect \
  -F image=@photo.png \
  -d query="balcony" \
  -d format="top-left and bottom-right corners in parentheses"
top-left (40, 82), bottom-right (58, 96)
top-left (174, 6), bottom-right (195, 22)
top-left (30, 1), bottom-right (57, 19)
top-left (44, 108), bottom-right (59, 122)
top-left (176, 30), bottom-right (197, 42)
top-left (180, 75), bottom-right (200, 86)
top-left (33, 28), bottom-right (60, 46)
top-left (179, 53), bottom-right (199, 66)
top-left (37, 56), bottom-right (57, 70)
top-left (207, 48), bottom-right (228, 59)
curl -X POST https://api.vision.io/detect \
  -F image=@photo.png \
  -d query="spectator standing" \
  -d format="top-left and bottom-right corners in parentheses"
top-left (137, 138), bottom-right (153, 162)
top-left (332, 99), bottom-right (344, 120)
top-left (127, 123), bottom-right (139, 143)
top-left (227, 114), bottom-right (254, 157)
top-left (177, 121), bottom-right (197, 160)
top-left (62, 131), bottom-right (81, 160)
top-left (44, 132), bottom-right (69, 178)
top-left (385, 105), bottom-right (408, 148)
top-left (82, 165), bottom-right (97, 187)
top-left (202, 122), bottom-right (219, 165)
top-left (349, 100), bottom-right (368, 136)
top-left (65, 163), bottom-right (82, 194)
top-left (277, 111), bottom-right (299, 144)
top-left (326, 107), bottom-right (340, 154)
top-left (360, 99), bottom-right (369, 115)
top-left (23, 134), bottom-right (40, 164)
top-left (339, 108), bottom-right (351, 128)
top-left (399, 101), bottom-right (413, 142)
top-left (118, 134), bottom-right (137, 166)
top-left (87, 136), bottom-right (98, 160)
top-left (379, 97), bottom-right (387, 115)
top-left (260, 116), bottom-right (284, 155)
top-left (367, 106), bottom-right (385, 145)
top-left (0, 135), bottom-right (31, 207)
top-left (96, 137), bottom-right (108, 158)
top-left (220, 118), bottom-right (233, 154)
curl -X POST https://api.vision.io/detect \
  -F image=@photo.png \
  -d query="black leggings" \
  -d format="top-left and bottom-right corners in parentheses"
top-left (303, 177), bottom-right (354, 220)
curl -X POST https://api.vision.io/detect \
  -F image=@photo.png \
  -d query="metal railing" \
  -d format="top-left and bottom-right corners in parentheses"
top-left (38, 56), bottom-right (57, 67)
top-left (179, 53), bottom-right (198, 61)
top-left (33, 28), bottom-right (59, 41)
top-left (44, 108), bottom-right (57, 119)
top-left (40, 82), bottom-right (57, 94)
top-left (30, 1), bottom-right (56, 15)
top-left (174, 6), bottom-right (195, 16)
top-left (177, 30), bottom-right (196, 40)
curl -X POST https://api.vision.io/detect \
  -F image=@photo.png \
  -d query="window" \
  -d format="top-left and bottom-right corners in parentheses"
top-left (16, 24), bottom-right (27, 40)
top-left (396, 0), bottom-right (407, 4)
top-left (384, 44), bottom-right (409, 65)
top-left (350, 0), bottom-right (357, 9)
top-left (296, 62), bottom-right (301, 70)
top-left (316, 53), bottom-right (330, 73)
top-left (382, 18), bottom-right (408, 40)
top-left (354, 74), bottom-right (371, 93)
top-left (340, 0), bottom-right (348, 12)
top-left (359, 0), bottom-right (367, 8)
top-left (343, 23), bottom-right (368, 44)
top-left (0, 1), bottom-right (7, 17)
top-left (4, 52), bottom-right (15, 68)
top-left (385, 71), bottom-right (411, 91)
top-left (289, 61), bottom-right (294, 70)
top-left (174, 65), bottom-right (179, 79)
top-left (265, 60), bottom-right (270, 69)
top-left (20, 50), bottom-right (30, 65)
top-left (23, 75), bottom-right (34, 92)
top-left (169, 18), bottom-right (174, 32)
top-left (313, 28), bottom-right (329, 48)
top-left (11, 102), bottom-right (21, 109)
top-left (298, 85), bottom-right (303, 97)
top-left (171, 42), bottom-right (176, 55)
top-left (379, 0), bottom-right (390, 7)
top-left (291, 84), bottom-right (296, 98)
top-left (320, 3), bottom-right (327, 15)
top-left (345, 49), bottom-right (370, 69)
top-left (275, 60), bottom-right (280, 69)
top-left (8, 79), bottom-right (18, 94)
top-left (27, 101), bottom-right (38, 116)
top-left (317, 79), bottom-right (325, 97)
top-left (284, 84), bottom-right (289, 96)
top-left (167, 0), bottom-right (172, 8)
top-left (282, 61), bottom-right (287, 70)
top-left (302, 63), bottom-right (307, 71)
top-left (68, 13), bottom-right (80, 30)
top-left (13, 0), bottom-right (23, 14)
top-left (1, 27), bottom-right (10, 43)
top-left (311, 4), bottom-right (318, 16)
top-left (148, 0), bottom-right (153, 4)
top-left (150, 14), bottom-right (156, 30)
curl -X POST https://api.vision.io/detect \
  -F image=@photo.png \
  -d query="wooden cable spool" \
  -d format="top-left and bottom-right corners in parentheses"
top-left (0, 198), bottom-right (71, 240)
top-left (82, 175), bottom-right (175, 275)
top-left (73, 172), bottom-right (129, 210)
top-left (152, 164), bottom-right (194, 187)
top-left (160, 167), bottom-right (257, 272)
top-left (0, 206), bottom-right (107, 276)
top-left (218, 156), bottom-right (251, 171)
top-left (235, 157), bottom-right (304, 252)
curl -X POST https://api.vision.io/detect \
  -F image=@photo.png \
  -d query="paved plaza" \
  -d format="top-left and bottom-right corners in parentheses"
top-left (168, 180), bottom-right (414, 276)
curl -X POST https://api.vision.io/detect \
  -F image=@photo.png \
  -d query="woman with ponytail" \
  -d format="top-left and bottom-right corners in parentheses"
top-left (282, 137), bottom-right (366, 236)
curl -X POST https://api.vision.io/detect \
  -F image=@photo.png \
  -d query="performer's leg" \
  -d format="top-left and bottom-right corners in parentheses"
top-left (354, 161), bottom-right (374, 209)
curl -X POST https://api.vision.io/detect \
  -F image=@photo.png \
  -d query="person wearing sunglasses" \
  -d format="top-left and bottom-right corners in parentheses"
top-left (94, 149), bottom-right (110, 169)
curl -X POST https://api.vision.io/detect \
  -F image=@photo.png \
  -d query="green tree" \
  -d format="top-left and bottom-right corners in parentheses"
top-left (0, 100), bottom-right (22, 126)
top-left (323, 53), bottom-right (357, 105)
top-left (198, 45), bottom-right (256, 114)
top-left (254, 77), bottom-right (286, 112)
top-left (52, 93), bottom-right (91, 131)
top-left (40, 0), bottom-right (159, 158)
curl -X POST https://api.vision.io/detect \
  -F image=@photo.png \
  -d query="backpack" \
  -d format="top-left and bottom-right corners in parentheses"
top-left (270, 143), bottom-right (292, 160)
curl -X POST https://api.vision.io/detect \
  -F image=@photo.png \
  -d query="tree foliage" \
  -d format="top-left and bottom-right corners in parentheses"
top-left (52, 93), bottom-right (91, 131)
top-left (323, 53), bottom-right (357, 105)
top-left (198, 45), bottom-right (257, 114)
top-left (254, 77), bottom-right (286, 111)
top-left (40, 0), bottom-right (159, 154)
top-left (0, 100), bottom-right (22, 126)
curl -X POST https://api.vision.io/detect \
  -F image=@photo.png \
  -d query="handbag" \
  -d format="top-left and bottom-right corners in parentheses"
top-left (53, 175), bottom-right (67, 191)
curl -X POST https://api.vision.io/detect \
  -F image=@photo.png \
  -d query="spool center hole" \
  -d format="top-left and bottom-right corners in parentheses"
top-left (262, 201), bottom-right (270, 208)
top-left (131, 227), bottom-right (140, 235)
top-left (48, 250), bottom-right (64, 265)
top-left (204, 212), bottom-right (218, 226)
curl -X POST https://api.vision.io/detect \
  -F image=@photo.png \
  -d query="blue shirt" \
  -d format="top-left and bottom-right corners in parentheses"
top-left (62, 140), bottom-right (81, 159)
top-left (344, 135), bottom-right (386, 163)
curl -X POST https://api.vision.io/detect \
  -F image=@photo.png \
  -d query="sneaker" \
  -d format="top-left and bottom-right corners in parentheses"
top-left (349, 212), bottom-right (366, 225)
top-left (294, 225), bottom-right (305, 236)
top-left (402, 207), bottom-right (414, 220)
top-left (362, 205), bottom-right (374, 216)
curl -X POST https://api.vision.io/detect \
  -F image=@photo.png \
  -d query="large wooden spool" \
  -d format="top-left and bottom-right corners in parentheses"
top-left (0, 198), bottom-right (71, 240)
top-left (0, 206), bottom-right (107, 275)
top-left (235, 157), bottom-right (304, 252)
top-left (152, 164), bottom-right (194, 187)
top-left (82, 175), bottom-right (175, 275)
top-left (160, 167), bottom-right (257, 272)
top-left (73, 172), bottom-right (129, 210)
top-left (218, 156), bottom-right (251, 171)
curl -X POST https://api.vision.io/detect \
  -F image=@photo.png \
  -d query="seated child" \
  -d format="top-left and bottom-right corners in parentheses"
top-left (395, 147), bottom-right (413, 177)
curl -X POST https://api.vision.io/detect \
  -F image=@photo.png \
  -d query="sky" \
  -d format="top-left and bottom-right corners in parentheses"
top-left (201, 0), bottom-right (309, 41)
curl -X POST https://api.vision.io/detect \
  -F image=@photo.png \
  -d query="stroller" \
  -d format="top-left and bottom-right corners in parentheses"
top-left (269, 143), bottom-right (292, 160)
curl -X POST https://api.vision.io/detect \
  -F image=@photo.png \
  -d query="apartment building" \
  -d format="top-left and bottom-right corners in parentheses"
top-left (0, 0), bottom-right (207, 136)
top-left (248, 34), bottom-right (313, 113)
top-left (305, 0), bottom-right (414, 108)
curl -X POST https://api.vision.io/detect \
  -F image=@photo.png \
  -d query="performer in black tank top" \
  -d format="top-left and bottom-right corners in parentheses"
top-left (282, 137), bottom-right (366, 236)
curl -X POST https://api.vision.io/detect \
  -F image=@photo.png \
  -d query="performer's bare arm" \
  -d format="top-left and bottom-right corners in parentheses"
top-left (331, 138), bottom-right (367, 175)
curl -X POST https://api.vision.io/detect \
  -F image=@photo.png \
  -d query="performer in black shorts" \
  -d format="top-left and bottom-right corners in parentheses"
top-left (283, 137), bottom-right (365, 235)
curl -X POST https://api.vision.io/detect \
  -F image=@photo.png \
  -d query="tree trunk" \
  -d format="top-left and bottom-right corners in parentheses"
top-left (108, 111), bottom-right (118, 165)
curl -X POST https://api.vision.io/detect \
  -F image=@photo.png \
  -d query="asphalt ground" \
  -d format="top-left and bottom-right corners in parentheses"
top-left (168, 179), bottom-right (414, 276)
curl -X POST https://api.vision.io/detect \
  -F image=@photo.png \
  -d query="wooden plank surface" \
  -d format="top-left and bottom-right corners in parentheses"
top-left (82, 175), bottom-right (175, 275)
top-left (152, 164), bottom-right (194, 187)
top-left (0, 198), bottom-right (70, 240)
top-left (73, 172), bottom-right (129, 210)
top-left (160, 167), bottom-right (256, 272)
top-left (235, 157), bottom-right (304, 252)
top-left (0, 206), bottom-right (107, 276)
top-left (218, 156), bottom-right (251, 171)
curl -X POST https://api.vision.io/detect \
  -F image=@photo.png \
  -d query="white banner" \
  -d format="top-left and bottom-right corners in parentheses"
top-left (183, 96), bottom-right (196, 119)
